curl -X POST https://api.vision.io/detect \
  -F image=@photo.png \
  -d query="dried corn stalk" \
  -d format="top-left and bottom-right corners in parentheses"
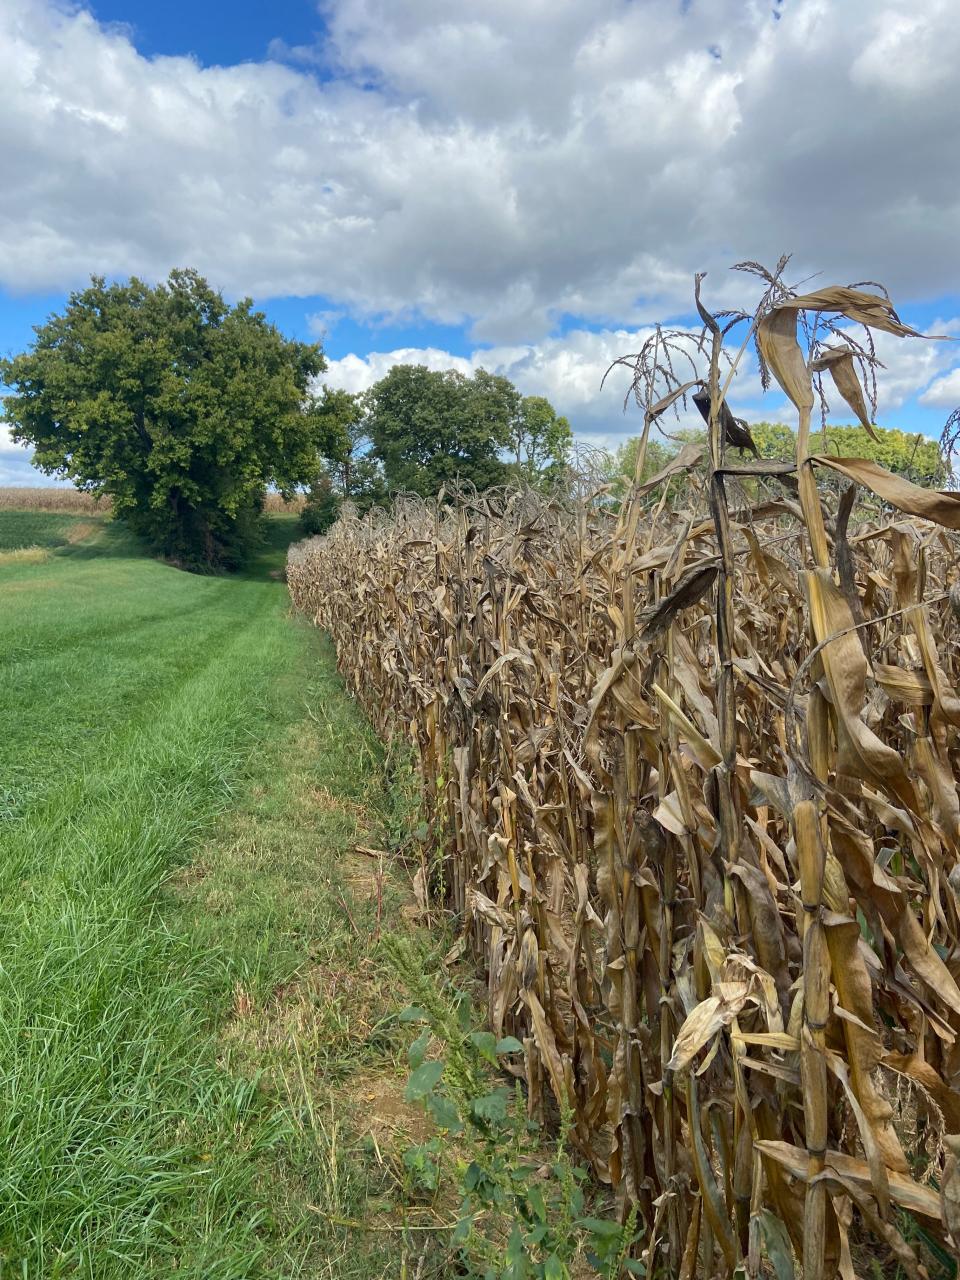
top-left (288, 266), bottom-right (960, 1278)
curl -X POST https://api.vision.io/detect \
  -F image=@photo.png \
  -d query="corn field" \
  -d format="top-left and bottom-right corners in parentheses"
top-left (0, 487), bottom-right (108, 511)
top-left (0, 488), bottom-right (304, 514)
top-left (288, 269), bottom-right (960, 1278)
top-left (263, 492), bottom-right (306, 514)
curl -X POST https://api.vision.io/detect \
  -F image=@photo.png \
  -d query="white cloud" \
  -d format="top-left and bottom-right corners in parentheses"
top-left (4, 0), bottom-right (960, 483)
top-left (920, 367), bottom-right (960, 409)
top-left (0, 0), bottom-right (959, 342)
top-left (856, 321), bottom-right (960, 413)
top-left (322, 315), bottom-right (960, 450)
top-left (323, 346), bottom-right (477, 393)
top-left (306, 308), bottom-right (346, 340)
top-left (0, 424), bottom-right (53, 485)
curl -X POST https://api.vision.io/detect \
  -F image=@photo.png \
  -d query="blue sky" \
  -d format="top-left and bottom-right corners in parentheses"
top-left (2, 0), bottom-right (960, 483)
top-left (88, 0), bottom-right (325, 68)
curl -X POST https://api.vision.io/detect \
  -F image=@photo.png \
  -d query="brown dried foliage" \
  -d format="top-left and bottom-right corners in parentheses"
top-left (288, 271), bottom-right (960, 1278)
top-left (0, 488), bottom-right (304, 514)
top-left (0, 486), bottom-right (109, 511)
top-left (263, 492), bottom-right (306, 514)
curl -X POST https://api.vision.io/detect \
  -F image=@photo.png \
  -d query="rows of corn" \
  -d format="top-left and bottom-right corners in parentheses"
top-left (0, 488), bottom-right (304, 514)
top-left (288, 273), bottom-right (960, 1277)
top-left (0, 486), bottom-right (108, 511)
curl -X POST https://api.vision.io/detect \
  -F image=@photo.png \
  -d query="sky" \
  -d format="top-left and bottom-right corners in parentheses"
top-left (2, 0), bottom-right (960, 484)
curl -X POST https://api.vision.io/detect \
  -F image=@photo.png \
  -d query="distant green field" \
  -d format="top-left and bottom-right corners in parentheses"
top-left (0, 508), bottom-right (101, 550)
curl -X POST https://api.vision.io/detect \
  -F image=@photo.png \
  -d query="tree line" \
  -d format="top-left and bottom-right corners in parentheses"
top-left (612, 421), bottom-right (946, 492)
top-left (0, 268), bottom-right (948, 570)
top-left (0, 270), bottom-right (570, 568)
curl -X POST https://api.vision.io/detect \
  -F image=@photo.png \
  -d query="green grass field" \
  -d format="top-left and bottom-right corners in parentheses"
top-left (0, 509), bottom-right (103, 552)
top-left (0, 513), bottom-right (425, 1277)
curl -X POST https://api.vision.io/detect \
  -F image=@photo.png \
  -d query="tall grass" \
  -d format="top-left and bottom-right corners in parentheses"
top-left (289, 267), bottom-right (960, 1277)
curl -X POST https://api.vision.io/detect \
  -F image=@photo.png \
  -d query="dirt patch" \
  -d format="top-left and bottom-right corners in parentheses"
top-left (166, 856), bottom-right (210, 893)
top-left (311, 783), bottom-right (370, 825)
top-left (350, 1072), bottom-right (433, 1148)
top-left (223, 946), bottom-right (391, 1061)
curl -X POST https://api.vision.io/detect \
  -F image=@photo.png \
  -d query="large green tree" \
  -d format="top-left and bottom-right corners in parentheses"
top-left (364, 365), bottom-right (517, 497)
top-left (1, 270), bottom-right (330, 569)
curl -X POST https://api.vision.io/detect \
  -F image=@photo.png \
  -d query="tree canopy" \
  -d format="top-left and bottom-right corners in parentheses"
top-left (507, 395), bottom-right (573, 487)
top-left (358, 364), bottom-right (572, 500)
top-left (317, 386), bottom-right (386, 511)
top-left (1, 270), bottom-right (330, 569)
top-left (363, 365), bottom-right (515, 497)
top-left (752, 421), bottom-right (946, 485)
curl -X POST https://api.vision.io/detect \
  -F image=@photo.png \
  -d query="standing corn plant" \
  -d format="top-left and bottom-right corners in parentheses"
top-left (289, 262), bottom-right (960, 1279)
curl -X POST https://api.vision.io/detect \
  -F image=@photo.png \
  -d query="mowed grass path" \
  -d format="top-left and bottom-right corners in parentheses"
top-left (0, 518), bottom-right (414, 1277)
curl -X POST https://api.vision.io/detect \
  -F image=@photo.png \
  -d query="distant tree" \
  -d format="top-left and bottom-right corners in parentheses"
top-left (610, 421), bottom-right (945, 498)
top-left (752, 421), bottom-right (945, 484)
top-left (614, 434), bottom-right (689, 485)
top-left (1, 270), bottom-right (330, 570)
top-left (750, 422), bottom-right (798, 461)
top-left (606, 428), bottom-right (709, 505)
top-left (508, 395), bottom-right (573, 488)
top-left (364, 364), bottom-right (515, 497)
top-left (822, 424), bottom-right (945, 484)
top-left (300, 386), bottom-right (390, 533)
top-left (314, 386), bottom-right (359, 476)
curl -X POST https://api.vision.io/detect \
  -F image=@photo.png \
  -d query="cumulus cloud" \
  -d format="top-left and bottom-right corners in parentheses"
top-left (4, 0), bottom-right (960, 482)
top-left (0, 424), bottom-right (57, 485)
top-left (322, 315), bottom-right (960, 449)
top-left (1, 0), bottom-right (959, 342)
top-left (323, 346), bottom-right (477, 393)
top-left (920, 367), bottom-right (960, 410)
top-left (858, 321), bottom-right (960, 413)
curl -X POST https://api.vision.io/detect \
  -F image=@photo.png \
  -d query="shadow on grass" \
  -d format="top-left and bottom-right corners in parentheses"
top-left (56, 520), bottom-right (146, 562)
top-left (235, 515), bottom-right (304, 582)
top-left (55, 515), bottom-right (306, 582)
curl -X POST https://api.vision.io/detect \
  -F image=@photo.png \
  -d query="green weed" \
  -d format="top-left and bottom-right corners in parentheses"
top-left (384, 935), bottom-right (644, 1280)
